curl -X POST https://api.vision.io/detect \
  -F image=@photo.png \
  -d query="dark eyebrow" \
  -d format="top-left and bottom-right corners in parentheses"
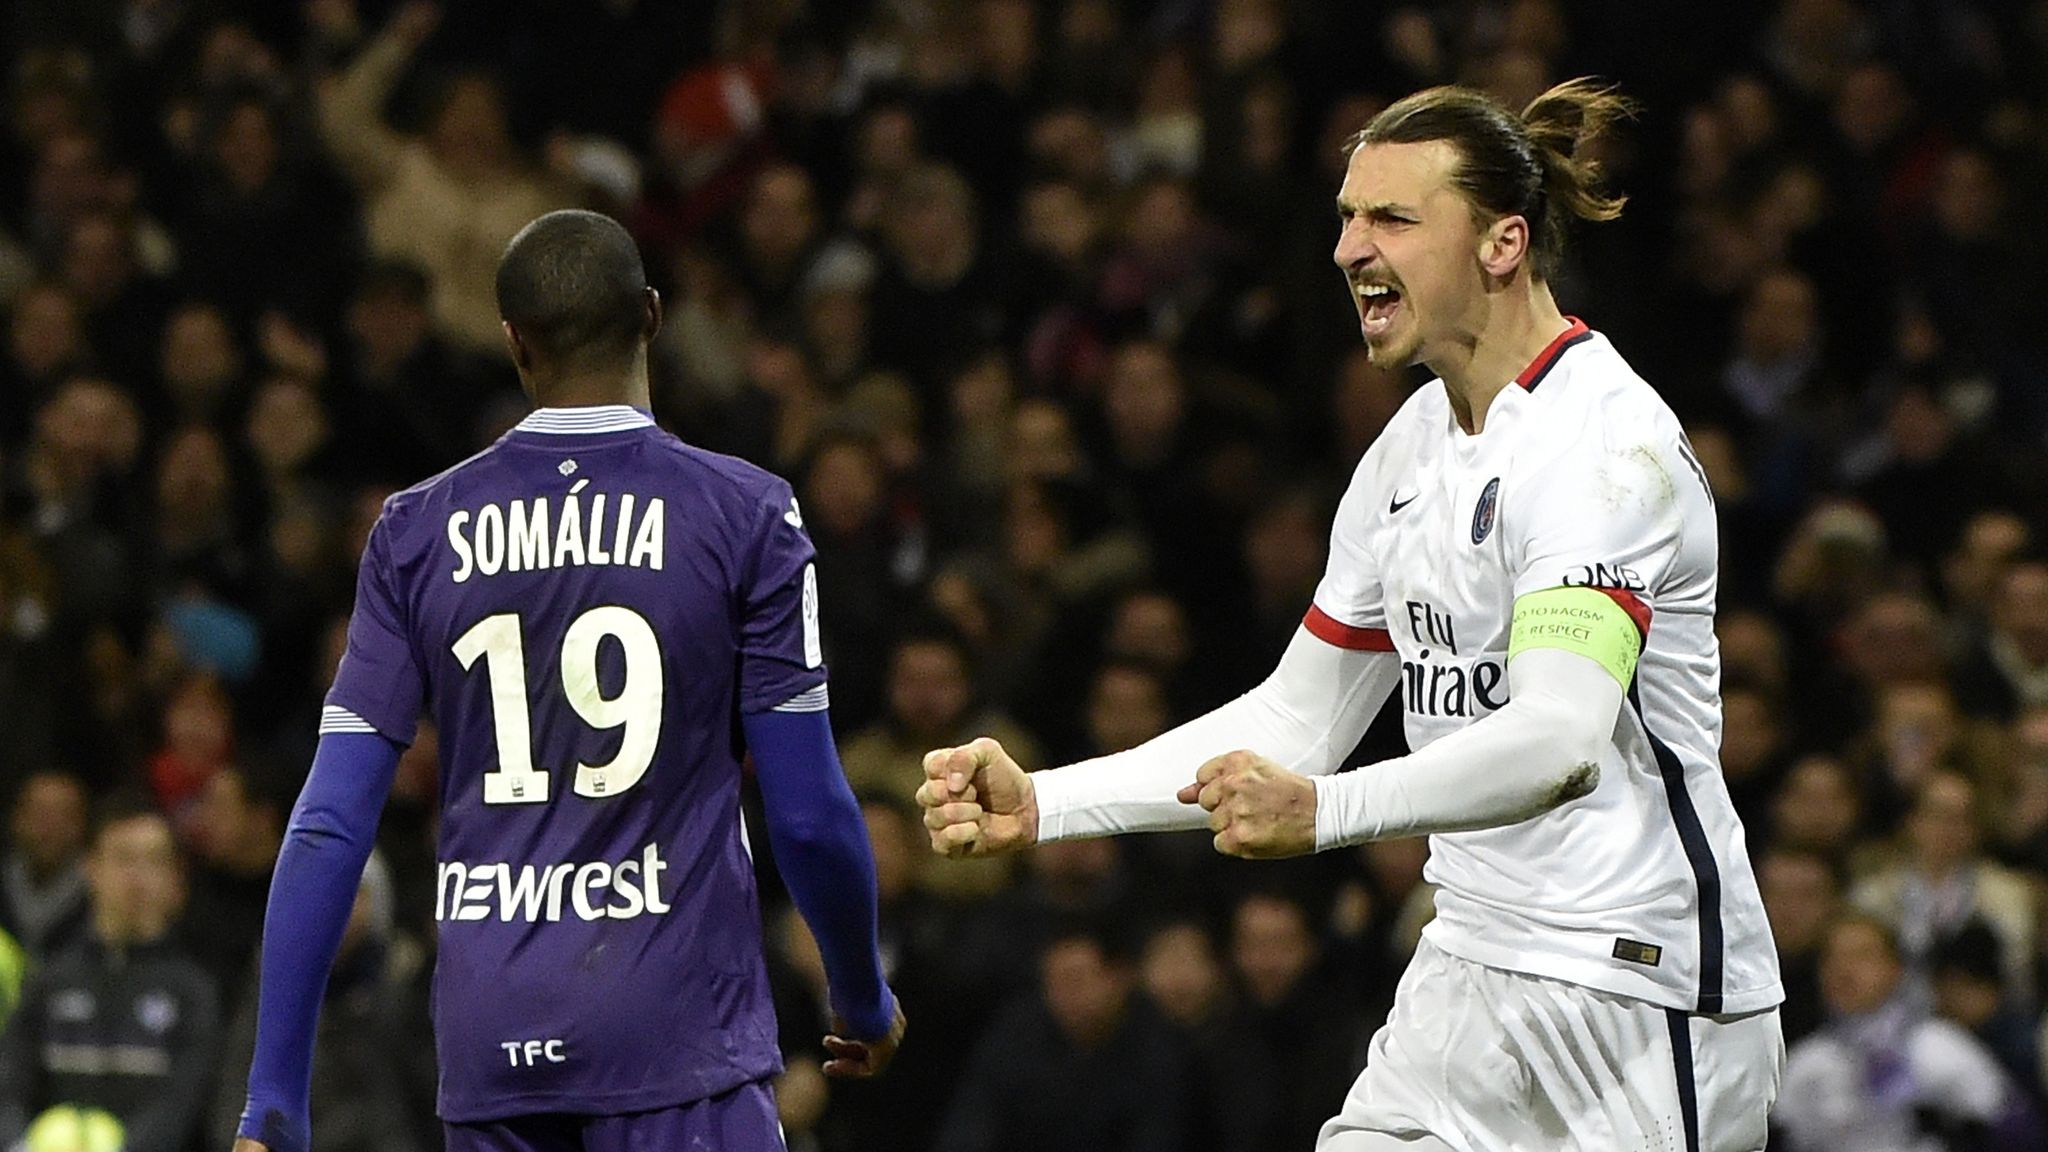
top-left (1336, 200), bottom-right (1419, 221)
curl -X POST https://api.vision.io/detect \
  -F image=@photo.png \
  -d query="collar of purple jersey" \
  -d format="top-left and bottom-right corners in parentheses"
top-left (513, 405), bottom-right (655, 434)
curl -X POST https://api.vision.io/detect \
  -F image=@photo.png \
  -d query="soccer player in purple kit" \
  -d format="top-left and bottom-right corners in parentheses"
top-left (231, 210), bottom-right (904, 1152)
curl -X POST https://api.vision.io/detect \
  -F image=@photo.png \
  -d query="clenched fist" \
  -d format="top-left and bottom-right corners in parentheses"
top-left (915, 737), bottom-right (1039, 857)
top-left (1176, 750), bottom-right (1318, 858)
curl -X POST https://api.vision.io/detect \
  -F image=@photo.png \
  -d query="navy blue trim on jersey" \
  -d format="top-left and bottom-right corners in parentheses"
top-left (1666, 1008), bottom-right (1702, 1152)
top-left (1630, 680), bottom-right (1725, 1013)
top-left (1514, 317), bottom-right (1594, 392)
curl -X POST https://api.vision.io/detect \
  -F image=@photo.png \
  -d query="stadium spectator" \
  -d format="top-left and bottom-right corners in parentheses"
top-left (1931, 919), bottom-right (2045, 1103)
top-left (1140, 915), bottom-right (1283, 1152)
top-left (169, 91), bottom-right (358, 327)
top-left (144, 673), bottom-right (234, 839)
top-left (1758, 846), bottom-right (1845, 1047)
top-left (1957, 560), bottom-right (2048, 723)
top-left (0, 282), bottom-right (85, 446)
top-left (313, 2), bottom-right (571, 352)
top-left (0, 771), bottom-right (90, 961)
top-left (0, 795), bottom-right (219, 1152)
top-left (934, 918), bottom-right (1194, 1152)
top-left (1776, 914), bottom-right (2040, 1152)
top-left (841, 628), bottom-right (1041, 877)
top-left (1227, 890), bottom-right (1365, 1152)
top-left (769, 796), bottom-right (953, 1152)
top-left (181, 763), bottom-right (285, 998)
top-left (1851, 770), bottom-right (2037, 1005)
top-left (1720, 683), bottom-right (1794, 833)
top-left (209, 852), bottom-right (422, 1152)
top-left (1769, 754), bottom-right (1869, 867)
top-left (946, 836), bottom-right (1131, 1023)
top-left (329, 258), bottom-right (509, 486)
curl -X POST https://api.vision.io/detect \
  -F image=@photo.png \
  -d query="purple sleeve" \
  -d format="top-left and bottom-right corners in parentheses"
top-left (238, 731), bottom-right (401, 1152)
top-left (325, 510), bottom-right (425, 745)
top-left (738, 482), bottom-right (828, 715)
top-left (743, 708), bottom-right (893, 1039)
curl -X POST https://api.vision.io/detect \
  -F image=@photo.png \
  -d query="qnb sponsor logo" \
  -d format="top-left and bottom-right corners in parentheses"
top-left (437, 843), bottom-right (672, 923)
top-left (1562, 562), bottom-right (1646, 592)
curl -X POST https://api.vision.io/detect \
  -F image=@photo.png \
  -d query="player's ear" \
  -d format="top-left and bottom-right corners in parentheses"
top-left (1478, 213), bottom-right (1530, 280)
top-left (643, 286), bottom-right (664, 343)
top-left (503, 321), bottom-right (532, 373)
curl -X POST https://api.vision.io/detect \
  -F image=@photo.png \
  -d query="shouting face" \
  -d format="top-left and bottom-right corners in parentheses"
top-left (1333, 139), bottom-right (1518, 368)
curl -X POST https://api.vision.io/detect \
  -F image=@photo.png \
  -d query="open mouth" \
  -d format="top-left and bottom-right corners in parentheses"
top-left (1355, 281), bottom-right (1402, 337)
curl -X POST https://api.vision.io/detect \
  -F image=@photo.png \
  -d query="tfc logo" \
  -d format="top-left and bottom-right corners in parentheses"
top-left (501, 1039), bottom-right (568, 1066)
top-left (437, 843), bottom-right (672, 923)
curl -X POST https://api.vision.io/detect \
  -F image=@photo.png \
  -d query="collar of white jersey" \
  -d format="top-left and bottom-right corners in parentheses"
top-left (1513, 316), bottom-right (1595, 392)
top-left (513, 405), bottom-right (655, 435)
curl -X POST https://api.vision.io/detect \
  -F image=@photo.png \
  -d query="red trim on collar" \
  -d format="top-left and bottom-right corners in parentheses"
top-left (1515, 317), bottom-right (1592, 390)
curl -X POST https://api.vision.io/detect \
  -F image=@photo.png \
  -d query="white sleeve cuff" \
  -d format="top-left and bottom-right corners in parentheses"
top-left (1312, 773), bottom-right (1353, 852)
top-left (319, 705), bottom-right (378, 735)
top-left (771, 684), bottom-right (830, 713)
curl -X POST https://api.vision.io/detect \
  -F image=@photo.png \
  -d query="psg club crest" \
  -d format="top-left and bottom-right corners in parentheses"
top-left (1471, 477), bottom-right (1500, 545)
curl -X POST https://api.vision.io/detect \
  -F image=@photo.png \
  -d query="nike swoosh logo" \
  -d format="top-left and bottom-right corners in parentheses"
top-left (1389, 492), bottom-right (1418, 514)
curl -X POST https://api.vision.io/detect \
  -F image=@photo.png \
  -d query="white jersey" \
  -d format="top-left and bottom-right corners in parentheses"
top-left (1308, 319), bottom-right (1781, 1015)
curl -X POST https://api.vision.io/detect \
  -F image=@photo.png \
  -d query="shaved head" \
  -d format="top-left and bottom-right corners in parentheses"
top-left (495, 210), bottom-right (650, 372)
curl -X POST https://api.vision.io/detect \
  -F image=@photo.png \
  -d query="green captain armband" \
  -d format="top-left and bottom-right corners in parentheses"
top-left (1508, 586), bottom-right (1643, 688)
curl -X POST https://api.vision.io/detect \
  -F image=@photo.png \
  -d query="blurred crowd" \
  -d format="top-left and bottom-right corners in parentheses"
top-left (0, 1), bottom-right (2047, 1150)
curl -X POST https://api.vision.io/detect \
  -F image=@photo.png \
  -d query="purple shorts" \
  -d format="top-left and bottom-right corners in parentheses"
top-left (443, 1081), bottom-right (785, 1152)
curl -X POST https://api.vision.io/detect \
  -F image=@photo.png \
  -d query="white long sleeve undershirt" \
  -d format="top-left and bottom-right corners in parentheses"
top-left (1310, 645), bottom-right (1621, 847)
top-left (1033, 626), bottom-right (1401, 841)
top-left (1031, 629), bottom-right (1623, 847)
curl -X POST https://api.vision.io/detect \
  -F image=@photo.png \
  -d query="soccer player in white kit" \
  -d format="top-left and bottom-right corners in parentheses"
top-left (917, 79), bottom-right (1784, 1151)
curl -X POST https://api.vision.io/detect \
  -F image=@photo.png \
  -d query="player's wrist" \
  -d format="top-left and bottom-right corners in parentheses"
top-left (1311, 772), bottom-right (1369, 851)
top-left (1031, 768), bottom-right (1082, 844)
top-left (238, 1103), bottom-right (309, 1152)
top-left (1018, 771), bottom-right (1041, 846)
top-left (830, 988), bottom-right (896, 1041)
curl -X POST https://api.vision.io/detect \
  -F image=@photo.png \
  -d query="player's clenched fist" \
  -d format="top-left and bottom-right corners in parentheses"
top-left (1176, 750), bottom-right (1317, 858)
top-left (915, 737), bottom-right (1038, 857)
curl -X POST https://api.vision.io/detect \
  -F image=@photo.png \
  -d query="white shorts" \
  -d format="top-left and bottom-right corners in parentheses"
top-left (1318, 939), bottom-right (1784, 1152)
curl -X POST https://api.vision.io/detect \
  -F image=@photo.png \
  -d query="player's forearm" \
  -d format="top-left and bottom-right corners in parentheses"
top-left (744, 706), bottom-right (894, 1040)
top-left (1311, 647), bottom-right (1618, 846)
top-left (240, 730), bottom-right (400, 1152)
top-left (1035, 627), bottom-right (1400, 841)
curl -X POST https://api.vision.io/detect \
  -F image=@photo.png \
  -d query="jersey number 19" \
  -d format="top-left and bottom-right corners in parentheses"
top-left (452, 607), bottom-right (663, 805)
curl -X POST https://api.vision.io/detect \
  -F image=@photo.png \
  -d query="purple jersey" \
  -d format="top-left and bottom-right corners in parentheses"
top-left (324, 406), bottom-right (824, 1121)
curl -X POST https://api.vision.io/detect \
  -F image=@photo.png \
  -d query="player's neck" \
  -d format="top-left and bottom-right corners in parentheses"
top-left (530, 369), bottom-right (653, 413)
top-left (1432, 283), bottom-right (1569, 436)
